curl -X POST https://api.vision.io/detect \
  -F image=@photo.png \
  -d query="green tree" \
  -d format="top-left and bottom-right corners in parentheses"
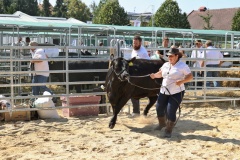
top-left (7, 3), bottom-right (16, 14)
top-left (15, 0), bottom-right (39, 16)
top-left (52, 0), bottom-right (67, 17)
top-left (67, 0), bottom-right (91, 22)
top-left (14, 0), bottom-right (28, 13)
top-left (27, 0), bottom-right (39, 16)
top-left (41, 0), bottom-right (51, 17)
top-left (0, 0), bottom-right (15, 14)
top-left (151, 0), bottom-right (190, 29)
top-left (96, 0), bottom-right (129, 25)
top-left (0, 0), bottom-right (39, 15)
top-left (199, 11), bottom-right (214, 30)
top-left (0, 0), bottom-right (12, 14)
top-left (231, 9), bottom-right (240, 31)
top-left (180, 12), bottom-right (191, 29)
top-left (92, 0), bottom-right (109, 23)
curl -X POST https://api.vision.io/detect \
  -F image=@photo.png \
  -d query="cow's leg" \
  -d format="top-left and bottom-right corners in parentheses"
top-left (109, 98), bottom-right (129, 129)
top-left (143, 96), bottom-right (158, 116)
top-left (109, 105), bottom-right (119, 129)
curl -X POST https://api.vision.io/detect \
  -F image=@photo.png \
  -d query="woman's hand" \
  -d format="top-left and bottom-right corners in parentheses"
top-left (150, 73), bottom-right (155, 79)
top-left (150, 70), bottom-right (162, 79)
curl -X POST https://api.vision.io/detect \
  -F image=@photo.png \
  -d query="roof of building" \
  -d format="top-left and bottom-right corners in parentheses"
top-left (187, 7), bottom-right (240, 30)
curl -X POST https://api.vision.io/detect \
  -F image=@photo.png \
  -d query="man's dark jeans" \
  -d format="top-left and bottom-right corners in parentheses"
top-left (206, 64), bottom-right (220, 87)
top-left (32, 75), bottom-right (53, 95)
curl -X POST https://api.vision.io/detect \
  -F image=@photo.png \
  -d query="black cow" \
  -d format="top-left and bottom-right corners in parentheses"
top-left (49, 61), bottom-right (109, 93)
top-left (58, 51), bottom-right (92, 57)
top-left (105, 57), bottom-right (164, 129)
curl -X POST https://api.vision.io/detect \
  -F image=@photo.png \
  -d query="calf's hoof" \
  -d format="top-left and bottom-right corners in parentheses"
top-left (109, 122), bottom-right (115, 129)
top-left (143, 110), bottom-right (148, 116)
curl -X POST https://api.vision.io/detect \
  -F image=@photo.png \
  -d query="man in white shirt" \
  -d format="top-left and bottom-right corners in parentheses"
top-left (131, 35), bottom-right (150, 60)
top-left (25, 37), bottom-right (30, 46)
top-left (12, 36), bottom-right (26, 46)
top-left (191, 40), bottom-right (204, 86)
top-left (201, 40), bottom-right (223, 87)
top-left (29, 41), bottom-right (53, 96)
top-left (130, 35), bottom-right (150, 117)
top-left (159, 37), bottom-right (170, 59)
top-left (191, 40), bottom-right (204, 67)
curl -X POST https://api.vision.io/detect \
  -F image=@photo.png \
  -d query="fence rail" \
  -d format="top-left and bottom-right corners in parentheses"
top-left (0, 45), bottom-right (239, 116)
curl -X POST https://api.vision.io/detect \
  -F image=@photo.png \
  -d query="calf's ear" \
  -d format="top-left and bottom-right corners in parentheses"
top-left (130, 57), bottom-right (136, 62)
top-left (109, 58), bottom-right (116, 67)
top-left (127, 57), bottom-right (136, 66)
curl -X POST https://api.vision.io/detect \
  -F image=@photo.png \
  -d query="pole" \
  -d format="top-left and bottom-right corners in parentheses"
top-left (152, 5), bottom-right (154, 47)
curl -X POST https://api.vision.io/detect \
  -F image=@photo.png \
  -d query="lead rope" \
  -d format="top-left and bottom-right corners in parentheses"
top-left (127, 74), bottom-right (161, 90)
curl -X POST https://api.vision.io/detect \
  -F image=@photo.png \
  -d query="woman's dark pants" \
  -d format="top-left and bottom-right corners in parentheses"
top-left (156, 91), bottom-right (185, 122)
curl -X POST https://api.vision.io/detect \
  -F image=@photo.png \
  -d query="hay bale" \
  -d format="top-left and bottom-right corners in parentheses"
top-left (220, 67), bottom-right (240, 87)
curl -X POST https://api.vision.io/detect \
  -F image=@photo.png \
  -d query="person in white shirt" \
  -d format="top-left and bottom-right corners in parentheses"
top-left (130, 35), bottom-right (150, 117)
top-left (157, 37), bottom-right (170, 61)
top-left (150, 48), bottom-right (193, 138)
top-left (12, 36), bottom-right (26, 46)
top-left (25, 37), bottom-right (30, 46)
top-left (131, 35), bottom-right (150, 60)
top-left (29, 41), bottom-right (53, 96)
top-left (191, 40), bottom-right (204, 86)
top-left (201, 40), bottom-right (223, 87)
top-left (191, 40), bottom-right (204, 67)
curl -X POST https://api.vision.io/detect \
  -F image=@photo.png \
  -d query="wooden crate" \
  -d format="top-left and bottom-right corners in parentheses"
top-left (4, 105), bottom-right (31, 122)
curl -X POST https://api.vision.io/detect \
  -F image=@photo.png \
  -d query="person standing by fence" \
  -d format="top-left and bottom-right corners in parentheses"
top-left (201, 40), bottom-right (223, 87)
top-left (191, 40), bottom-right (204, 87)
top-left (12, 36), bottom-right (25, 46)
top-left (158, 37), bottom-right (170, 61)
top-left (130, 35), bottom-right (150, 117)
top-left (25, 37), bottom-right (30, 46)
top-left (29, 41), bottom-right (53, 97)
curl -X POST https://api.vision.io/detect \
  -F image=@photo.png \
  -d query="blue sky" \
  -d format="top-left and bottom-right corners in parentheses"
top-left (49, 0), bottom-right (239, 14)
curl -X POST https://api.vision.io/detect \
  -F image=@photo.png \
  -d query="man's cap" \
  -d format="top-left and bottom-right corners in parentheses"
top-left (166, 48), bottom-right (182, 58)
top-left (29, 41), bottom-right (38, 46)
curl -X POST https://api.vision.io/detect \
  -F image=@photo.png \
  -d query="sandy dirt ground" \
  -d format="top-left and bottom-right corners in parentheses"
top-left (0, 102), bottom-right (240, 160)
